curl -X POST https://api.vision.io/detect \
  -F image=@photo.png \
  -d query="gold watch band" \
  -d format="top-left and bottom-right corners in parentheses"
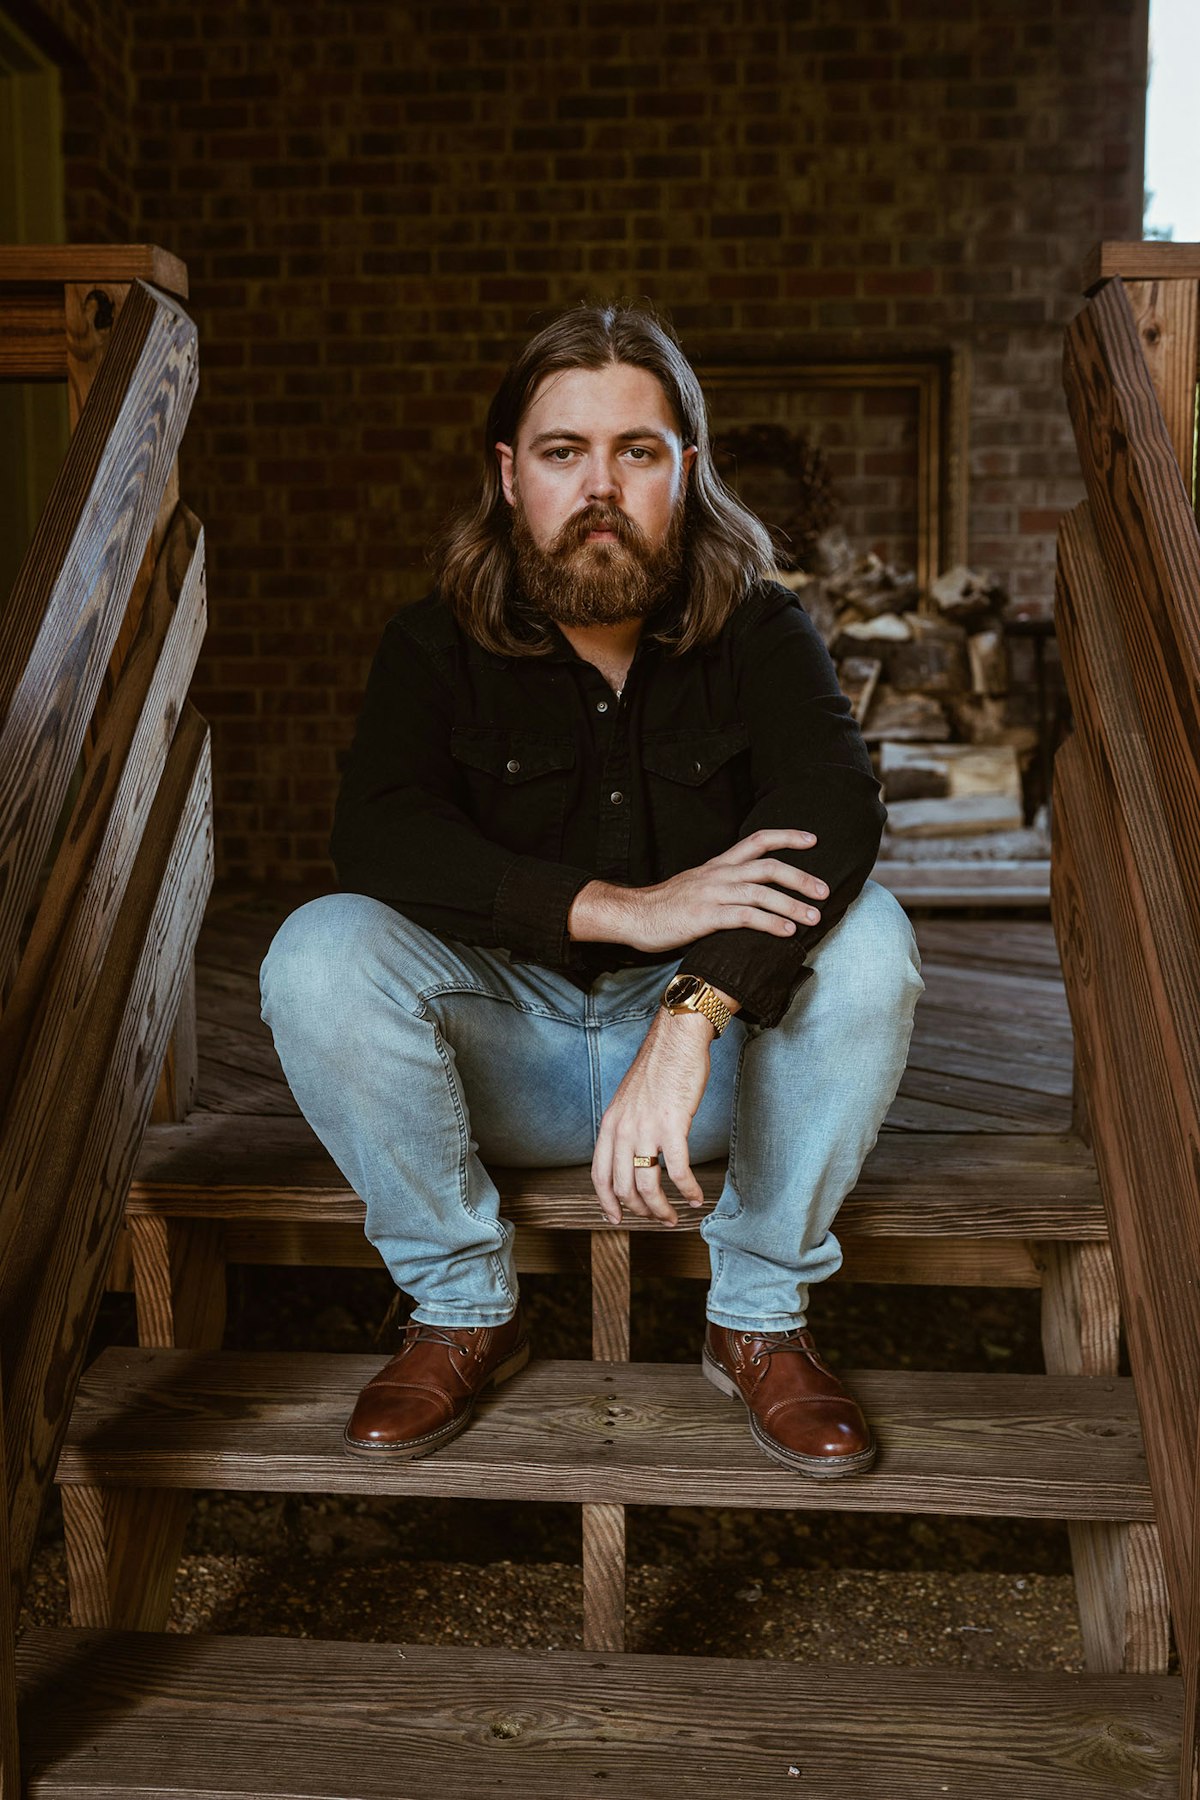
top-left (664, 979), bottom-right (731, 1037)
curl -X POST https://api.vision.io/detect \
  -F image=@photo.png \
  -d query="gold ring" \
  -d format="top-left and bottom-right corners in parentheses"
top-left (632, 1154), bottom-right (657, 1168)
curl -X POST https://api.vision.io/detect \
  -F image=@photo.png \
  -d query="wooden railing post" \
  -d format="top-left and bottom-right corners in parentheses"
top-left (1055, 241), bottom-right (1200, 1795)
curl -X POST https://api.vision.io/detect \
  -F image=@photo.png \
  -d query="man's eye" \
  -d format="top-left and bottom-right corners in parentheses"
top-left (625, 446), bottom-right (653, 461)
top-left (545, 447), bottom-right (576, 461)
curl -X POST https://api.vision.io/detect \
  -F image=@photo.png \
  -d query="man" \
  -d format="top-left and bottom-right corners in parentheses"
top-left (260, 305), bottom-right (923, 1478)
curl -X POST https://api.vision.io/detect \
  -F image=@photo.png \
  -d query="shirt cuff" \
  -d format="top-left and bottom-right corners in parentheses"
top-left (674, 938), bottom-right (815, 1030)
top-left (494, 855), bottom-right (596, 967)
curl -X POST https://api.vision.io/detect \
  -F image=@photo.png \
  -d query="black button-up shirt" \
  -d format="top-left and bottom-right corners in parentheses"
top-left (331, 580), bottom-right (886, 1028)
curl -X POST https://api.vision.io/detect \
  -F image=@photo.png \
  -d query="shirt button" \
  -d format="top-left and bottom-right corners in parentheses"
top-left (692, 760), bottom-right (702, 773)
top-left (506, 758), bottom-right (521, 773)
top-left (610, 790), bottom-right (624, 805)
top-left (596, 700), bottom-right (608, 713)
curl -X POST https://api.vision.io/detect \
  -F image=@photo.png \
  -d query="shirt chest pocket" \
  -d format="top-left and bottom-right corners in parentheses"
top-left (450, 728), bottom-right (575, 861)
top-left (640, 723), bottom-right (752, 876)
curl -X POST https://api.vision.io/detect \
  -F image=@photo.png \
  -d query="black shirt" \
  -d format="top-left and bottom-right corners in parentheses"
top-left (331, 580), bottom-right (886, 1028)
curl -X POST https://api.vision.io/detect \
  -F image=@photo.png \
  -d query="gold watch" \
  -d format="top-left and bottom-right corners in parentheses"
top-left (661, 973), bottom-right (732, 1037)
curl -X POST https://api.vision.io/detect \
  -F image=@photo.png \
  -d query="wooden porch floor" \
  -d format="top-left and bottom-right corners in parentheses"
top-left (192, 892), bottom-right (1073, 1138)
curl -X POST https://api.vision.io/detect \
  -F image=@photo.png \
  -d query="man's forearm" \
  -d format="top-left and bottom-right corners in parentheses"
top-left (568, 879), bottom-right (638, 945)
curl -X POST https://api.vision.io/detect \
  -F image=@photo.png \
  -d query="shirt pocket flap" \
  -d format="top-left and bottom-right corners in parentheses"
top-left (640, 724), bottom-right (750, 786)
top-left (450, 728), bottom-right (575, 783)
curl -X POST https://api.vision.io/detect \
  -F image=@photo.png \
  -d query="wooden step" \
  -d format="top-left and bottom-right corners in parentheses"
top-left (129, 1113), bottom-right (1104, 1238)
top-left (57, 1348), bottom-right (1151, 1521)
top-left (15, 1627), bottom-right (1182, 1798)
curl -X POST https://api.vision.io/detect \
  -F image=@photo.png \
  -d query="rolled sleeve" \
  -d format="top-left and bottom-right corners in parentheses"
top-left (675, 592), bottom-right (886, 1027)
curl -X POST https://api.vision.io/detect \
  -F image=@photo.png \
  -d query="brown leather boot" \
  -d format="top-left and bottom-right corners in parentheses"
top-left (343, 1311), bottom-right (529, 1458)
top-left (703, 1322), bottom-right (876, 1478)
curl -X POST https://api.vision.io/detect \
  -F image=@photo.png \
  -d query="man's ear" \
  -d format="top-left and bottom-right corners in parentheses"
top-left (495, 442), bottom-right (515, 506)
top-left (681, 444), bottom-right (698, 489)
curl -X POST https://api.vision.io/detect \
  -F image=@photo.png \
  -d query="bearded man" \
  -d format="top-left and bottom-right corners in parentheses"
top-left (260, 305), bottom-right (923, 1476)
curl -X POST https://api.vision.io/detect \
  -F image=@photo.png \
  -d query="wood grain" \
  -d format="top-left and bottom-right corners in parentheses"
top-left (1124, 278), bottom-right (1199, 495)
top-left (0, 289), bottom-right (67, 378)
top-left (1054, 500), bottom-right (1200, 1670)
top-left (0, 717), bottom-right (212, 1596)
top-left (581, 1503), bottom-right (625, 1654)
top-left (13, 1628), bottom-right (1184, 1800)
top-left (128, 1116), bottom-right (1105, 1238)
top-left (1054, 748), bottom-right (1200, 1668)
top-left (58, 1349), bottom-right (1153, 1521)
top-left (0, 279), bottom-right (198, 1003)
top-left (0, 1373), bottom-right (18, 1800)
top-left (0, 504), bottom-right (205, 1119)
top-left (1063, 280), bottom-right (1200, 952)
top-left (0, 244), bottom-right (188, 294)
top-left (1083, 239), bottom-right (1200, 289)
top-left (1041, 1240), bottom-right (1169, 1676)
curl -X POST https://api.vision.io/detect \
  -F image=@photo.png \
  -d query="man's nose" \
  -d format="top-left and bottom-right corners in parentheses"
top-left (584, 455), bottom-right (619, 501)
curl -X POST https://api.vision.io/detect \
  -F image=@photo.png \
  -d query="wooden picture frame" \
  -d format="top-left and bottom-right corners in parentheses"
top-left (695, 350), bottom-right (969, 596)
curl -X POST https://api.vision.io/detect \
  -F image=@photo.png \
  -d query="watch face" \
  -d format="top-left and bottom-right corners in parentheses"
top-left (664, 974), bottom-right (704, 1005)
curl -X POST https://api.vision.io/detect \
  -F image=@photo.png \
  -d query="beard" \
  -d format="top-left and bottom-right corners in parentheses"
top-left (510, 489), bottom-right (686, 628)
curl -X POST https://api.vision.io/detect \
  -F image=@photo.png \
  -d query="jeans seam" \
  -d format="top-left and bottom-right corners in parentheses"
top-left (428, 1018), bottom-right (516, 1310)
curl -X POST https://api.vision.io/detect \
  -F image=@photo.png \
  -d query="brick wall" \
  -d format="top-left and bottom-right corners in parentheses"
top-left (21, 0), bottom-right (135, 239)
top-left (40, 0), bottom-right (1147, 882)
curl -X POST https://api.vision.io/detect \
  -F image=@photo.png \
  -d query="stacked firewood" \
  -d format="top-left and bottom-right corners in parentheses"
top-left (778, 531), bottom-right (1041, 850)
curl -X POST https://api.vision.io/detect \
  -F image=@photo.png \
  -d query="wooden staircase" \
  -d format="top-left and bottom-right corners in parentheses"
top-left (2, 242), bottom-right (1199, 1798)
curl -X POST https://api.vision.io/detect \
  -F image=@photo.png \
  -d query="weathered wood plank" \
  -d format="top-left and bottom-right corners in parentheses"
top-left (61, 1481), bottom-right (192, 1635)
top-left (1055, 499), bottom-right (1200, 1671)
top-left (59, 1350), bottom-right (1151, 1520)
top-left (1124, 277), bottom-right (1199, 495)
top-left (0, 505), bottom-right (205, 1118)
top-left (1041, 1239), bottom-right (1170, 1676)
top-left (0, 1373), bottom-right (18, 1800)
top-left (218, 1218), bottom-right (1042, 1287)
top-left (128, 1117), bottom-right (1104, 1237)
top-left (0, 280), bottom-right (198, 1000)
top-left (0, 244), bottom-right (188, 294)
top-left (1063, 278), bottom-right (1200, 946)
top-left (0, 716), bottom-right (212, 1594)
top-left (0, 290), bottom-right (66, 378)
top-left (1053, 746), bottom-right (1200, 1655)
top-left (1083, 239), bottom-right (1200, 289)
top-left (14, 1629), bottom-right (1185, 1800)
top-left (873, 859), bottom-right (1051, 907)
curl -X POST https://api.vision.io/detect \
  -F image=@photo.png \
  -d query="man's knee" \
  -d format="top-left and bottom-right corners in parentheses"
top-left (260, 892), bottom-right (413, 1028)
top-left (802, 879), bottom-right (923, 1018)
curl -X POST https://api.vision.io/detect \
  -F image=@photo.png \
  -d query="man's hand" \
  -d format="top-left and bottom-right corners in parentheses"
top-left (591, 1007), bottom-right (722, 1226)
top-left (569, 827), bottom-right (828, 954)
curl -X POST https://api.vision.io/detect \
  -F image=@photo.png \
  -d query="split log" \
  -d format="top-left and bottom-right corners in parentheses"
top-left (930, 564), bottom-right (1009, 624)
top-left (948, 696), bottom-right (1038, 752)
top-left (888, 617), bottom-right (971, 696)
top-left (881, 742), bottom-right (1022, 805)
top-left (832, 612), bottom-right (912, 662)
top-left (884, 793), bottom-right (1024, 838)
top-left (861, 687), bottom-right (950, 743)
top-left (968, 627), bottom-right (1010, 696)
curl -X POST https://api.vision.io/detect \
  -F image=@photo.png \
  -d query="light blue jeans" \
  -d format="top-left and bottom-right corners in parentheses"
top-left (259, 880), bottom-right (923, 1332)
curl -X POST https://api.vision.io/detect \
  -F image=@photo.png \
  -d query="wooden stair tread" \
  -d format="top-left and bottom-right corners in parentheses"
top-left (129, 1114), bottom-right (1105, 1239)
top-left (15, 1628), bottom-right (1182, 1798)
top-left (57, 1349), bottom-right (1151, 1520)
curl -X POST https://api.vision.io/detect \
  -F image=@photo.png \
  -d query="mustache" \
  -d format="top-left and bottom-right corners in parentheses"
top-left (550, 503), bottom-right (648, 555)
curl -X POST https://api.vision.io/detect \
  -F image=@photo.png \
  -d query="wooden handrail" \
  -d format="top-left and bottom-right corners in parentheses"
top-left (1053, 244), bottom-right (1200, 1798)
top-left (0, 247), bottom-right (210, 1795)
top-left (0, 279), bottom-right (197, 1006)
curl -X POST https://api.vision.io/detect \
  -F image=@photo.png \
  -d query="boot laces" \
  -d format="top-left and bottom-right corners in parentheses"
top-left (403, 1322), bottom-right (479, 1357)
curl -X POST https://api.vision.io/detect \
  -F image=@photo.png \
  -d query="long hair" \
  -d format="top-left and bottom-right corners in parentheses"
top-left (434, 305), bottom-right (776, 657)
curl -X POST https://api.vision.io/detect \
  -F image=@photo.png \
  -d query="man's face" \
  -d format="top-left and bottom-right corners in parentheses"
top-left (495, 362), bottom-right (697, 627)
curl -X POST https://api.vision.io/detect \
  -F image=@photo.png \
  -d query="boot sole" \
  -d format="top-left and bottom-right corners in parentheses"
top-left (702, 1348), bottom-right (877, 1480)
top-left (342, 1337), bottom-right (531, 1460)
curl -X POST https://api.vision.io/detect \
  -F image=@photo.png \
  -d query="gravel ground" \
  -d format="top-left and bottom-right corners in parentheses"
top-left (20, 1548), bottom-right (1084, 1670)
top-left (23, 1261), bottom-right (1101, 1668)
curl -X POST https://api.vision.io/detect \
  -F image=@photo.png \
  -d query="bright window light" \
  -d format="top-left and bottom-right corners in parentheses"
top-left (1144, 0), bottom-right (1200, 240)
